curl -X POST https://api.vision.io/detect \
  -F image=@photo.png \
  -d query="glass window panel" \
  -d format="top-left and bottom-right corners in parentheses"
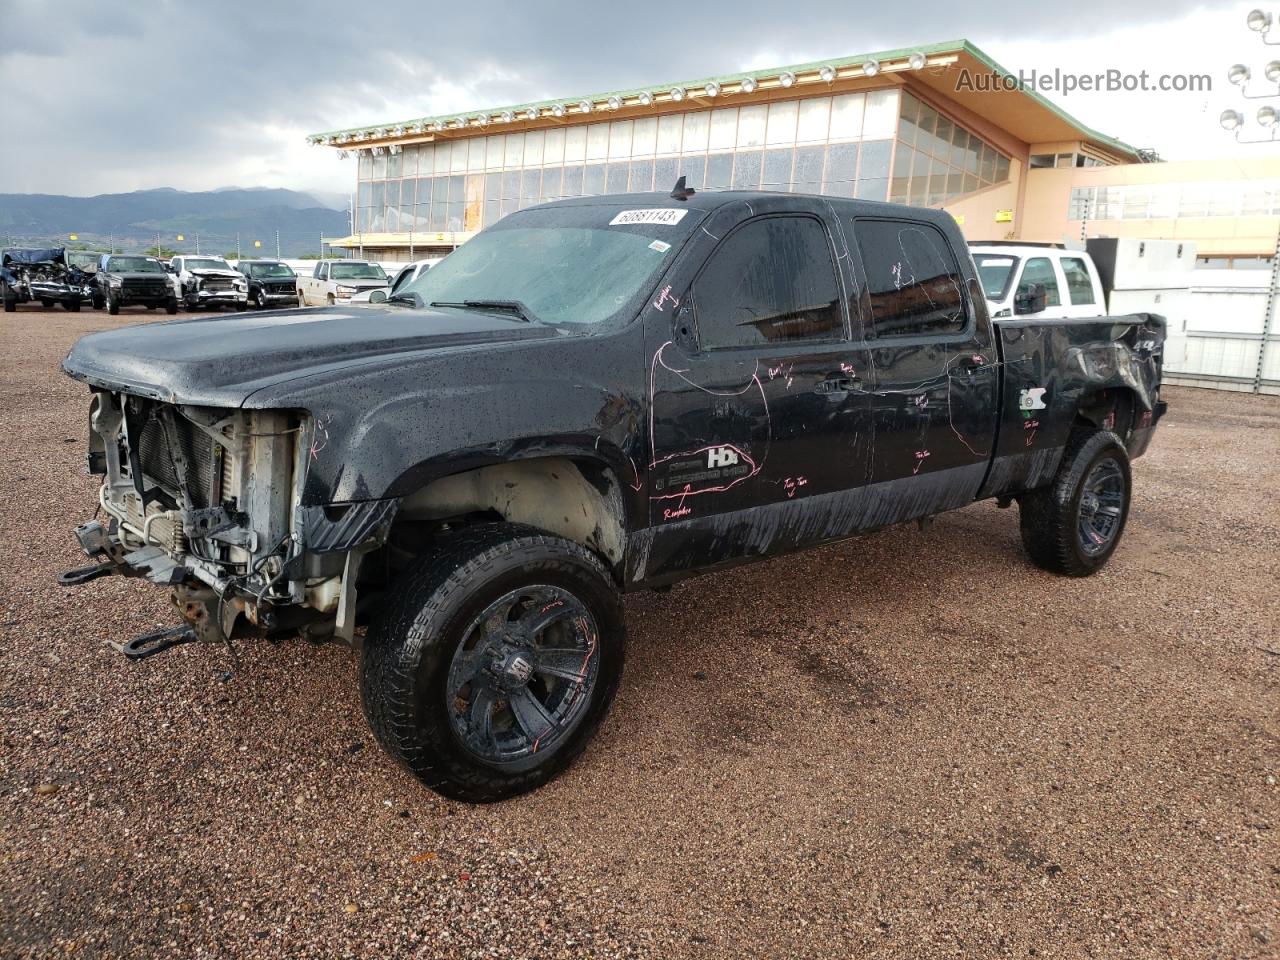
top-left (629, 158), bottom-right (654, 192)
top-left (561, 164), bottom-right (583, 196)
top-left (359, 152), bottom-right (373, 177)
top-left (709, 108), bottom-right (738, 150)
top-left (450, 142), bottom-right (467, 173)
top-left (705, 152), bottom-right (733, 188)
top-left (946, 170), bottom-right (964, 198)
top-left (387, 180), bottom-right (402, 208)
top-left (855, 219), bottom-right (966, 336)
top-left (608, 120), bottom-right (633, 160)
top-left (521, 168), bottom-right (542, 202)
top-left (949, 129), bottom-right (968, 168)
top-left (586, 123), bottom-right (609, 160)
top-left (501, 196), bottom-right (519, 216)
top-left (994, 154), bottom-right (1010, 183)
top-left (448, 174), bottom-right (465, 203)
top-left (501, 170), bottom-right (520, 200)
top-left (891, 147), bottom-right (912, 201)
top-left (356, 206), bottom-right (370, 231)
top-left (483, 197), bottom-right (500, 228)
top-left (465, 138), bottom-right (484, 172)
top-left (418, 143), bottom-right (435, 173)
top-left (373, 153), bottom-right (387, 178)
top-left (889, 180), bottom-right (908, 205)
top-left (796, 97), bottom-right (831, 142)
top-left (446, 201), bottom-right (464, 231)
top-left (680, 111), bottom-right (709, 152)
top-left (582, 163), bottom-right (605, 195)
top-left (1060, 257), bottom-right (1097, 305)
top-left (1019, 257), bottom-right (1061, 306)
top-left (962, 172), bottom-right (979, 194)
top-left (678, 154), bottom-right (705, 190)
top-left (863, 89), bottom-right (899, 139)
top-left (369, 205), bottom-right (385, 231)
top-left (898, 93), bottom-right (919, 146)
top-left (934, 116), bottom-right (955, 158)
top-left (823, 179), bottom-right (857, 198)
top-left (908, 174), bottom-right (927, 207)
top-left (825, 142), bottom-right (858, 181)
top-left (605, 162), bottom-right (629, 192)
top-left (483, 173), bottom-right (499, 205)
top-left (656, 114), bottom-right (683, 153)
top-left (434, 142), bottom-right (451, 174)
top-left (853, 179), bottom-right (886, 200)
top-left (504, 133), bottom-right (525, 168)
top-left (480, 136), bottom-right (501, 171)
top-left (541, 166), bottom-right (563, 200)
top-left (416, 177), bottom-right (434, 206)
top-left (564, 126), bottom-right (587, 162)
top-left (763, 148), bottom-right (793, 187)
top-left (358, 181), bottom-right (372, 205)
top-left (403, 180), bottom-right (418, 205)
top-left (524, 129), bottom-right (545, 166)
top-left (794, 145), bottom-right (825, 186)
top-left (737, 105), bottom-right (767, 147)
top-left (653, 156), bottom-right (679, 189)
top-left (858, 140), bottom-right (892, 180)
top-left (916, 105), bottom-right (938, 158)
top-left (979, 144), bottom-right (996, 182)
top-left (415, 204), bottom-right (430, 231)
top-left (928, 157), bottom-right (949, 206)
top-left (370, 181), bottom-right (385, 209)
top-left (732, 149), bottom-right (763, 188)
top-left (964, 137), bottom-right (980, 175)
top-left (632, 117), bottom-right (658, 156)
top-left (429, 197), bottom-right (446, 231)
top-left (401, 145), bottom-right (418, 177)
top-left (543, 128), bottom-right (565, 166)
top-left (830, 93), bottom-right (865, 141)
top-left (389, 151), bottom-right (404, 178)
top-left (766, 100), bottom-right (799, 145)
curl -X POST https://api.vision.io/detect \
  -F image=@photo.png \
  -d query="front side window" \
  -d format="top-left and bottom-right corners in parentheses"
top-left (106, 257), bottom-right (164, 273)
top-left (691, 216), bottom-right (843, 349)
top-left (247, 262), bottom-right (295, 278)
top-left (1059, 256), bottom-right (1096, 305)
top-left (972, 253), bottom-right (1019, 300)
top-left (184, 258), bottom-right (233, 271)
top-left (1019, 257), bottom-right (1062, 307)
top-left (855, 219), bottom-right (966, 337)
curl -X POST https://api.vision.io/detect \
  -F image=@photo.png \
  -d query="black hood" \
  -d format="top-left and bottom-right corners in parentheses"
top-left (62, 305), bottom-right (559, 406)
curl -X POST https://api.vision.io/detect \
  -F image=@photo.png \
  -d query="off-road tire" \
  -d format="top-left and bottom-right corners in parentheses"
top-left (39, 298), bottom-right (54, 309)
top-left (360, 522), bottom-right (625, 803)
top-left (91, 293), bottom-right (104, 310)
top-left (256, 289), bottom-right (268, 309)
top-left (65, 299), bottom-right (81, 312)
top-left (106, 293), bottom-right (120, 315)
top-left (1019, 428), bottom-right (1131, 576)
top-left (165, 297), bottom-right (178, 315)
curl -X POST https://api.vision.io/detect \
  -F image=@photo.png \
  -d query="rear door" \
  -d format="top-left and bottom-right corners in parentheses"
top-left (644, 208), bottom-right (874, 578)
top-left (850, 217), bottom-right (998, 517)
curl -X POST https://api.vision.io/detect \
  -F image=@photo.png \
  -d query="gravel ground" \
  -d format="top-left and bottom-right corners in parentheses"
top-left (1, 307), bottom-right (1277, 959)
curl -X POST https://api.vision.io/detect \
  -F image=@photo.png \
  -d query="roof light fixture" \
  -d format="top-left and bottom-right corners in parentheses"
top-left (1220, 107), bottom-right (1244, 130)
top-left (606, 95), bottom-right (622, 110)
top-left (1260, 105), bottom-right (1278, 126)
top-left (1267, 60), bottom-right (1280, 81)
top-left (670, 85), bottom-right (686, 101)
top-left (1229, 63), bottom-right (1252, 85)
top-left (740, 76), bottom-right (758, 94)
top-left (578, 99), bottom-right (593, 113)
top-left (778, 71), bottom-right (795, 88)
top-left (818, 65), bottom-right (836, 83)
top-left (431, 121), bottom-right (445, 132)
top-left (389, 143), bottom-right (402, 155)
top-left (638, 91), bottom-right (654, 105)
top-left (704, 81), bottom-right (721, 97)
top-left (1248, 8), bottom-right (1272, 31)
top-left (862, 59), bottom-right (880, 77)
top-left (552, 103), bottom-right (566, 117)
top-left (500, 111), bottom-right (514, 123)
top-left (525, 107), bottom-right (539, 121)
top-left (336, 149), bottom-right (349, 159)
top-left (371, 145), bottom-right (385, 156)
top-left (393, 125), bottom-right (405, 136)
top-left (909, 51), bottom-right (927, 69)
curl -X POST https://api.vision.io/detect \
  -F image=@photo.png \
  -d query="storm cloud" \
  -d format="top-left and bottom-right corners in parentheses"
top-left (0, 0), bottom-right (1222, 196)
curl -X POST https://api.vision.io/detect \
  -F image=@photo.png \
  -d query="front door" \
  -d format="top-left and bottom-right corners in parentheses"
top-left (642, 211), bottom-right (873, 580)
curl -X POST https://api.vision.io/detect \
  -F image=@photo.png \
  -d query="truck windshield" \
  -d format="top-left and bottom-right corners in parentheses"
top-left (246, 262), bottom-right (295, 278)
top-left (185, 258), bottom-right (232, 271)
top-left (330, 263), bottom-right (386, 280)
top-left (399, 203), bottom-right (702, 329)
top-left (972, 254), bottom-right (1019, 300)
top-left (107, 257), bottom-right (165, 273)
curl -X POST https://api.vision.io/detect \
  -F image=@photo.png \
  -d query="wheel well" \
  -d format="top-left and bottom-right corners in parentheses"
top-left (1077, 388), bottom-right (1137, 444)
top-left (389, 456), bottom-right (626, 574)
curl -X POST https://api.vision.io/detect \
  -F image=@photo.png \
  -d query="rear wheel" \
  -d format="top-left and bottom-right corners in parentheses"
top-left (65, 298), bottom-right (81, 312)
top-left (2, 284), bottom-right (15, 313)
top-left (326, 293), bottom-right (335, 306)
top-left (1019, 429), bottom-right (1131, 576)
top-left (361, 523), bottom-right (624, 803)
top-left (39, 298), bottom-right (54, 308)
top-left (92, 293), bottom-right (104, 310)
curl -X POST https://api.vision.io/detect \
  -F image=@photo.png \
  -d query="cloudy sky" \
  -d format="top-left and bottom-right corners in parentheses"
top-left (2, 0), bottom-right (1275, 200)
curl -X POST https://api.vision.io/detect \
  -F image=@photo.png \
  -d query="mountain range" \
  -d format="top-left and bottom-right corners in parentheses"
top-left (0, 187), bottom-right (351, 257)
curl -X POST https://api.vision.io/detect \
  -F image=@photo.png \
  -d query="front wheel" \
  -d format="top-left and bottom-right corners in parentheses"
top-left (165, 297), bottom-right (178, 315)
top-left (361, 523), bottom-right (625, 803)
top-left (255, 289), bottom-right (268, 309)
top-left (1019, 429), bottom-right (1131, 576)
top-left (106, 293), bottom-right (120, 315)
top-left (39, 298), bottom-right (54, 309)
top-left (91, 293), bottom-right (104, 310)
top-left (65, 299), bottom-right (81, 313)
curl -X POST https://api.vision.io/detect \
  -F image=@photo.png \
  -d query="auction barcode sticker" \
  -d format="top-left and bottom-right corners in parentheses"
top-left (609, 208), bottom-right (689, 226)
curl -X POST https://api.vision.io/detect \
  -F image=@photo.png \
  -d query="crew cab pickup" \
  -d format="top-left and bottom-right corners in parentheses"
top-left (59, 189), bottom-right (1166, 803)
top-left (92, 254), bottom-right (178, 315)
top-left (296, 259), bottom-right (387, 306)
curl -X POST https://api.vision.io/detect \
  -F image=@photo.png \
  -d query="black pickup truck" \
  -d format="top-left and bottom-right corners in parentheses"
top-left (59, 189), bottom-right (1166, 802)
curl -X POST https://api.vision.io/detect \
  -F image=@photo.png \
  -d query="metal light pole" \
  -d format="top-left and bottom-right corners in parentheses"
top-left (275, 230), bottom-right (280, 260)
top-left (236, 233), bottom-right (241, 260)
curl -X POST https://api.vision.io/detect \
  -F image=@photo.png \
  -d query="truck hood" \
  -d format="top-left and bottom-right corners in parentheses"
top-left (188, 268), bottom-right (242, 281)
top-left (62, 305), bottom-right (560, 406)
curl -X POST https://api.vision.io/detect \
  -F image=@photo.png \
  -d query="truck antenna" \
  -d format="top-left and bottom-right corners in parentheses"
top-left (670, 176), bottom-right (696, 201)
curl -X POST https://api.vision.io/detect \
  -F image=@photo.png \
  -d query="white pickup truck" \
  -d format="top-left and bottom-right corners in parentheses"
top-left (296, 259), bottom-right (389, 306)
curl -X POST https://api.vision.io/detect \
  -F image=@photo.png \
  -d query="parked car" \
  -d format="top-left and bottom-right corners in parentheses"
top-left (92, 254), bottom-right (178, 315)
top-left (236, 259), bottom-right (299, 309)
top-left (0, 247), bottom-right (96, 312)
top-left (170, 255), bottom-right (248, 311)
top-left (296, 259), bottom-right (388, 306)
top-left (350, 258), bottom-right (442, 304)
top-left (59, 190), bottom-right (1167, 803)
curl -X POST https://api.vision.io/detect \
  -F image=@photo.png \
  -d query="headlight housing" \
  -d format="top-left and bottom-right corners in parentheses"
top-left (335, 285), bottom-right (357, 295)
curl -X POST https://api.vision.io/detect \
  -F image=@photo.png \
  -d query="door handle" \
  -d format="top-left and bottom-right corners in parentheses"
top-left (814, 375), bottom-right (859, 397)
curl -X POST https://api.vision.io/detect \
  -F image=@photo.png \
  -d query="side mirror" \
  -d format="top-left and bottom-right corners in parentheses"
top-left (1014, 282), bottom-right (1047, 315)
top-left (369, 289), bottom-right (387, 303)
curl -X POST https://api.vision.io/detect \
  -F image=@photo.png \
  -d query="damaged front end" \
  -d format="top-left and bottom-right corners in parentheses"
top-left (61, 390), bottom-right (394, 655)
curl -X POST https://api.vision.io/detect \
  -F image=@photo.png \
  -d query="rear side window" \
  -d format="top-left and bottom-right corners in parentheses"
top-left (854, 220), bottom-right (967, 337)
top-left (1019, 257), bottom-right (1062, 307)
top-left (692, 215), bottom-right (843, 349)
top-left (1060, 256), bottom-right (1096, 305)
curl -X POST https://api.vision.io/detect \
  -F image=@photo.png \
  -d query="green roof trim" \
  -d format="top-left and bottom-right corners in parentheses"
top-left (308, 38), bottom-right (1140, 161)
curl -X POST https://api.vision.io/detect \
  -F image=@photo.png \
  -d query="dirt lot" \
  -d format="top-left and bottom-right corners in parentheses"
top-left (1, 308), bottom-right (1277, 959)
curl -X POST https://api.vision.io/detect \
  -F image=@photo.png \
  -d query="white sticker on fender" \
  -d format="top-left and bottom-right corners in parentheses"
top-left (610, 208), bottom-right (688, 226)
top-left (1019, 387), bottom-right (1048, 410)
